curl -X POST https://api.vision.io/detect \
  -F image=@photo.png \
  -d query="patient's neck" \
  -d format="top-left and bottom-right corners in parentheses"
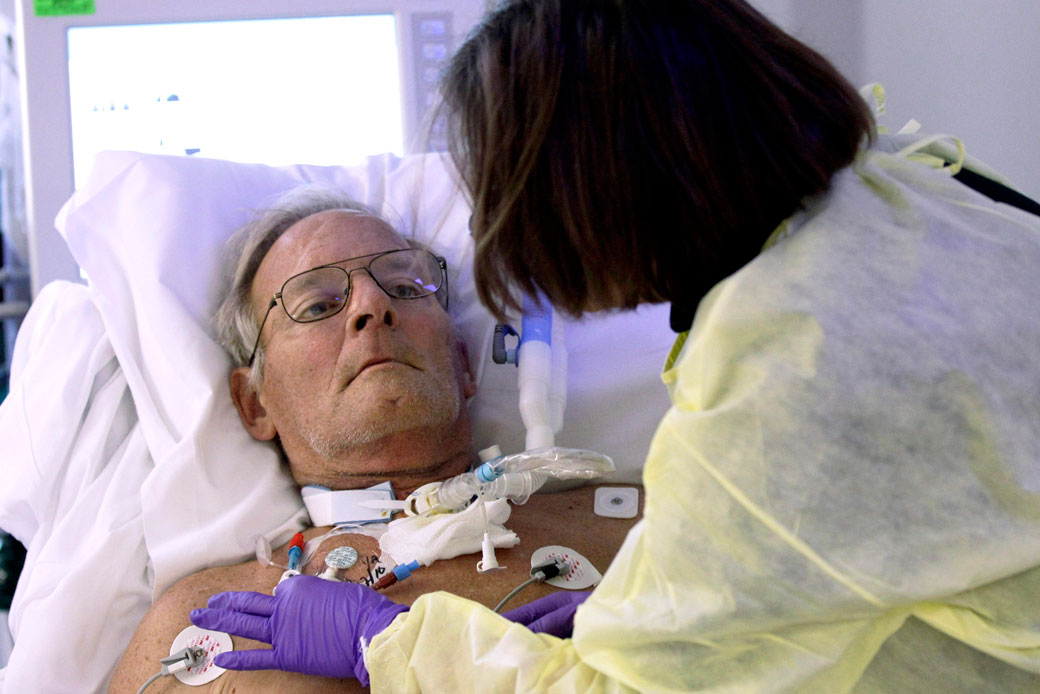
top-left (286, 420), bottom-right (475, 498)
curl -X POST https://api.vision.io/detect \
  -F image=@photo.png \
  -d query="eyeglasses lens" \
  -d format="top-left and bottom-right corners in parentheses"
top-left (282, 250), bottom-right (442, 323)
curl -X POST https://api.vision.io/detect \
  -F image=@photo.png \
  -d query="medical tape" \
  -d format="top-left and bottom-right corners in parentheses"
top-left (302, 481), bottom-right (397, 527)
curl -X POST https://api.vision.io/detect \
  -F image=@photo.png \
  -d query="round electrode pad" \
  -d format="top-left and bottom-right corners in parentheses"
top-left (170, 625), bottom-right (232, 686)
top-left (531, 545), bottom-right (602, 590)
top-left (325, 545), bottom-right (359, 570)
top-left (594, 486), bottom-right (640, 518)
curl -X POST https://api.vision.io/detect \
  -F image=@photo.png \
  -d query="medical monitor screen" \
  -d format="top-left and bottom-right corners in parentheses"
top-left (67, 15), bottom-right (404, 188)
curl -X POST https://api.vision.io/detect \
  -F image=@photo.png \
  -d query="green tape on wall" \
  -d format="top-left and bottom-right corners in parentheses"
top-left (34, 0), bottom-right (96, 16)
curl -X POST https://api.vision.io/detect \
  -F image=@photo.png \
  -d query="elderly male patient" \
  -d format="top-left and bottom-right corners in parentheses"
top-left (108, 188), bottom-right (640, 693)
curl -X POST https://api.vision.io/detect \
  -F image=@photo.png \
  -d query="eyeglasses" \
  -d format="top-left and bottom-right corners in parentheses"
top-left (247, 248), bottom-right (447, 366)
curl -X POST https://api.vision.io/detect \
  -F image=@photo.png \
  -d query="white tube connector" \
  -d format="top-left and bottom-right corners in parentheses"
top-left (519, 294), bottom-right (566, 450)
top-left (476, 532), bottom-right (504, 573)
top-left (274, 569), bottom-right (300, 594)
top-left (548, 315), bottom-right (566, 435)
top-left (518, 338), bottom-right (554, 450)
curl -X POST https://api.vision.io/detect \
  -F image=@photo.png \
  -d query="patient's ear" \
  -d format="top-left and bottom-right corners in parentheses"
top-left (229, 367), bottom-right (277, 440)
top-left (456, 339), bottom-right (478, 399)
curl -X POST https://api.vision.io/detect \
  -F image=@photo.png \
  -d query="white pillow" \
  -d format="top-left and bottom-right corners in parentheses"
top-left (57, 150), bottom-right (675, 594)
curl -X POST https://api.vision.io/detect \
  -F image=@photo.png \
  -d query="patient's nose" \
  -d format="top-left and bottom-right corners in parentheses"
top-left (347, 271), bottom-right (395, 332)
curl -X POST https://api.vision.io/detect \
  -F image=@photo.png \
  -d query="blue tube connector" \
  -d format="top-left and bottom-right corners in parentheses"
top-left (373, 559), bottom-right (422, 590)
top-left (393, 560), bottom-right (421, 581)
top-left (520, 295), bottom-right (552, 347)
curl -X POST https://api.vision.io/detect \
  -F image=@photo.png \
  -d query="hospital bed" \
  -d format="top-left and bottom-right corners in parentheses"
top-left (0, 150), bottom-right (676, 693)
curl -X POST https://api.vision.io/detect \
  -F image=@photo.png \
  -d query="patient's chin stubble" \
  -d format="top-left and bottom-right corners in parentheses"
top-left (301, 367), bottom-right (462, 461)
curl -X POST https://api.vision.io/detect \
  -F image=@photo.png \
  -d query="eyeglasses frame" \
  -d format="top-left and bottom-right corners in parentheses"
top-left (246, 248), bottom-right (448, 367)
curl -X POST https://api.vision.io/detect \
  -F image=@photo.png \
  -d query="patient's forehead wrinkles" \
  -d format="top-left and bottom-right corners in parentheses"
top-left (296, 215), bottom-right (408, 269)
top-left (251, 210), bottom-right (409, 311)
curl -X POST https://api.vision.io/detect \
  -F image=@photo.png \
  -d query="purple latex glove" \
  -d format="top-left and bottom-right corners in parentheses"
top-left (190, 575), bottom-right (407, 686)
top-left (502, 590), bottom-right (590, 638)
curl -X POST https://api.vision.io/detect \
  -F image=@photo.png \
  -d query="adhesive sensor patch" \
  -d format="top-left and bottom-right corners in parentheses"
top-left (170, 625), bottom-right (232, 686)
top-left (594, 486), bottom-right (639, 518)
top-left (326, 545), bottom-right (360, 570)
top-left (531, 545), bottom-right (602, 590)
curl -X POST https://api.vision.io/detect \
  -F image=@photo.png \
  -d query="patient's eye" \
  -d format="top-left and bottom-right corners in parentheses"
top-left (288, 289), bottom-right (345, 321)
top-left (382, 276), bottom-right (428, 299)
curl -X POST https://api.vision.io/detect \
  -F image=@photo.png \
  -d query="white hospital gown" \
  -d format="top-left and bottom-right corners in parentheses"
top-left (366, 147), bottom-right (1040, 692)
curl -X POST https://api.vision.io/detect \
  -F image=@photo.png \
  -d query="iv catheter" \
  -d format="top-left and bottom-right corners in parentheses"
top-left (276, 533), bottom-right (307, 591)
top-left (288, 533), bottom-right (304, 571)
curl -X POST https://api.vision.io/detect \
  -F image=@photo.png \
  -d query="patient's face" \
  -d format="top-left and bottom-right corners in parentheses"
top-left (240, 210), bottom-right (476, 490)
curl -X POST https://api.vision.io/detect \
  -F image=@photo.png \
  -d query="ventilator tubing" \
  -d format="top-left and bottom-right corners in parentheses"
top-left (518, 295), bottom-right (566, 450)
top-left (435, 447), bottom-right (615, 511)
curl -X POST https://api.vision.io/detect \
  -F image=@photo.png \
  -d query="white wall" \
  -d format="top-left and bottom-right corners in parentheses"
top-left (755, 0), bottom-right (1040, 200)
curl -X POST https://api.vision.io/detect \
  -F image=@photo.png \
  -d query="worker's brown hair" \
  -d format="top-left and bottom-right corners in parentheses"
top-left (441, 0), bottom-right (873, 321)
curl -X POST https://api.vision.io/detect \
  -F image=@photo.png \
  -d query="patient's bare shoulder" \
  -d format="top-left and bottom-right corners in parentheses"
top-left (107, 552), bottom-right (365, 693)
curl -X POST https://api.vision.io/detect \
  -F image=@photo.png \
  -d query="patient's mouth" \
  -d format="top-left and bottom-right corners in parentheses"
top-left (349, 357), bottom-right (415, 384)
top-left (338, 349), bottom-right (420, 391)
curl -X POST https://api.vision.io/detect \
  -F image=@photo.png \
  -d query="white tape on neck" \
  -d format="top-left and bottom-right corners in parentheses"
top-left (302, 481), bottom-right (400, 526)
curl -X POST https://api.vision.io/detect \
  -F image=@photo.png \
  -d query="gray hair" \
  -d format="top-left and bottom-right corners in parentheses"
top-left (214, 186), bottom-right (380, 389)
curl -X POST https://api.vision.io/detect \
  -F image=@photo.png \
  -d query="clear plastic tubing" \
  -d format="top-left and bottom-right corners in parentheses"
top-left (435, 465), bottom-right (544, 512)
top-left (436, 448), bottom-right (508, 512)
top-left (434, 447), bottom-right (614, 512)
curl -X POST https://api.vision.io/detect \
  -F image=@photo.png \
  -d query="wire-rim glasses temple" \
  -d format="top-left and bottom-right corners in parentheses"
top-left (246, 248), bottom-right (447, 367)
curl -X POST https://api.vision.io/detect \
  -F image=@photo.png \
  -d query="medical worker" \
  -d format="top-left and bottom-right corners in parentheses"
top-left (193, 0), bottom-right (1040, 691)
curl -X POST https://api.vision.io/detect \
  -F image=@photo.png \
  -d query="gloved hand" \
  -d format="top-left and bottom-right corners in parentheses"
top-left (190, 575), bottom-right (408, 685)
top-left (502, 590), bottom-right (590, 638)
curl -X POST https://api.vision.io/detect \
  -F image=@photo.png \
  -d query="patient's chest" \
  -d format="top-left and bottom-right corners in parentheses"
top-left (164, 484), bottom-right (641, 693)
top-left (266, 484), bottom-right (638, 608)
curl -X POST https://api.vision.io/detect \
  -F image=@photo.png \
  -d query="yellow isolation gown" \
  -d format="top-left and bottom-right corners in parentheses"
top-left (366, 143), bottom-right (1040, 693)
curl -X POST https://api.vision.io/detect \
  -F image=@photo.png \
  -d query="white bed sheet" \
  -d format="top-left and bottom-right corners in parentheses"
top-left (0, 150), bottom-right (674, 693)
top-left (0, 611), bottom-right (11, 670)
top-left (0, 281), bottom-right (155, 692)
